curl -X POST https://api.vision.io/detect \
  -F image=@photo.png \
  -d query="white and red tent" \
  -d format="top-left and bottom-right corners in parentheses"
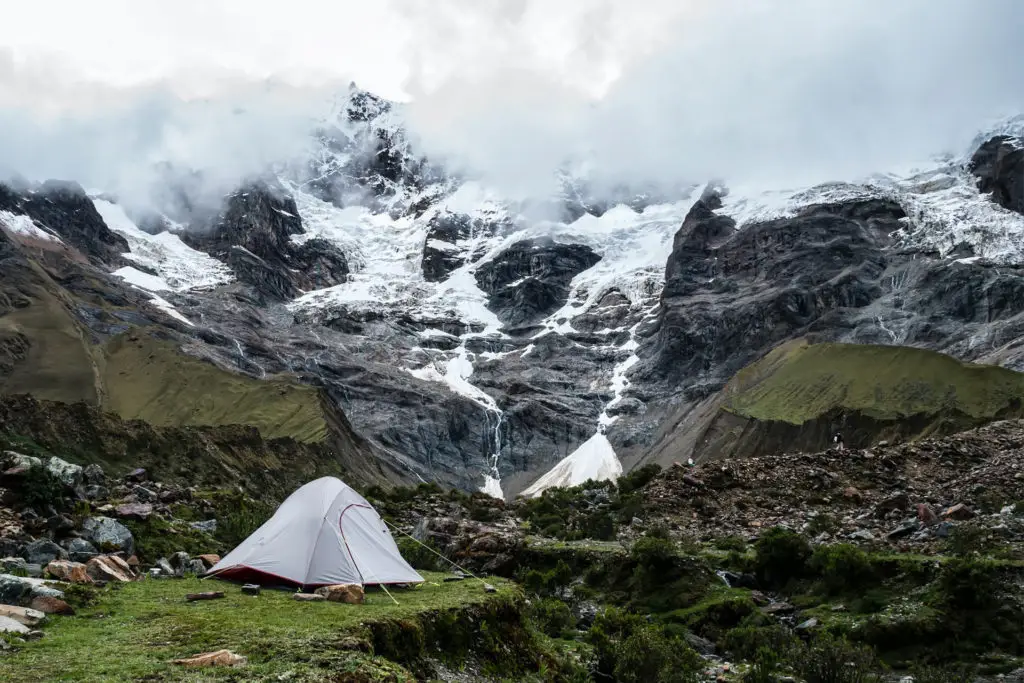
top-left (206, 476), bottom-right (423, 588)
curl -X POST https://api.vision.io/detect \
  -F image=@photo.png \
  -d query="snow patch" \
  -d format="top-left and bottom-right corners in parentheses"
top-left (92, 199), bottom-right (232, 291)
top-left (0, 211), bottom-right (63, 243)
top-left (148, 295), bottom-right (194, 326)
top-left (521, 432), bottom-right (623, 498)
top-left (113, 266), bottom-right (171, 292)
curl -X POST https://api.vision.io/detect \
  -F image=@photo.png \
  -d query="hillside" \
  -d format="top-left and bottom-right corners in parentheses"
top-left (644, 339), bottom-right (1024, 467)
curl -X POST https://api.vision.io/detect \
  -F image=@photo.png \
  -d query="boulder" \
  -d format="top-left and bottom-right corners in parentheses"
top-left (82, 464), bottom-right (106, 486)
top-left (189, 519), bottom-right (217, 533)
top-left (0, 615), bottom-right (29, 635)
top-left (185, 559), bottom-right (207, 576)
top-left (85, 556), bottom-right (132, 583)
top-left (65, 538), bottom-right (98, 563)
top-left (0, 574), bottom-right (33, 605)
top-left (126, 468), bottom-right (147, 483)
top-left (0, 538), bottom-right (22, 558)
top-left (917, 504), bottom-right (938, 526)
top-left (196, 554), bottom-right (221, 569)
top-left (84, 485), bottom-right (109, 500)
top-left (47, 515), bottom-right (75, 535)
top-left (24, 539), bottom-right (68, 566)
top-left (314, 583), bottom-right (365, 604)
top-left (942, 503), bottom-right (975, 521)
top-left (132, 486), bottom-right (157, 502)
top-left (29, 596), bottom-right (74, 616)
top-left (115, 503), bottom-right (153, 521)
top-left (82, 516), bottom-right (134, 554)
top-left (156, 558), bottom-right (175, 577)
top-left (2, 451), bottom-right (41, 470)
top-left (0, 557), bottom-right (29, 574)
top-left (172, 649), bottom-right (247, 668)
top-left (0, 604), bottom-right (45, 627)
top-left (292, 593), bottom-right (326, 602)
top-left (46, 456), bottom-right (83, 489)
top-left (45, 560), bottom-right (92, 584)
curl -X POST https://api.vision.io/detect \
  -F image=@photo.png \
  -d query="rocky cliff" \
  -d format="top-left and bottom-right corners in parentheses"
top-left (3, 85), bottom-right (1024, 498)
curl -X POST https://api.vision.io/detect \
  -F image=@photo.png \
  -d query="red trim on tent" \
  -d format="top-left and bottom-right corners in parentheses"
top-left (338, 503), bottom-right (374, 584)
top-left (206, 564), bottom-right (418, 588)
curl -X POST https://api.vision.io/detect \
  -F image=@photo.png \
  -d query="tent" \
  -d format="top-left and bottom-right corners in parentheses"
top-left (206, 476), bottom-right (424, 588)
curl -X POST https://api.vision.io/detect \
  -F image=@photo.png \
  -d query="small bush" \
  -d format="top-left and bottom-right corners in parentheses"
top-left (810, 544), bottom-right (875, 594)
top-left (791, 633), bottom-right (880, 683)
top-left (945, 523), bottom-right (994, 557)
top-left (396, 537), bottom-right (446, 572)
top-left (754, 527), bottom-right (811, 588)
top-left (715, 535), bottom-right (749, 552)
top-left (523, 560), bottom-right (573, 597)
top-left (617, 464), bottom-right (662, 495)
top-left (612, 626), bottom-right (702, 683)
top-left (723, 625), bottom-right (798, 661)
top-left (936, 557), bottom-right (1001, 610)
top-left (529, 598), bottom-right (576, 638)
top-left (19, 465), bottom-right (65, 511)
top-left (743, 647), bottom-right (783, 683)
top-left (806, 513), bottom-right (841, 536)
top-left (214, 494), bottom-right (273, 549)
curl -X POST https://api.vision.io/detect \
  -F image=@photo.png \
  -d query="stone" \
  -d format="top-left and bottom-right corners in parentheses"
top-left (156, 558), bottom-right (175, 577)
top-left (795, 618), bottom-right (819, 632)
top-left (29, 584), bottom-right (65, 601)
top-left (932, 522), bottom-right (953, 539)
top-left (185, 591), bottom-right (225, 601)
top-left (85, 556), bottom-right (131, 583)
top-left (125, 468), bottom-right (147, 483)
top-left (65, 538), bottom-right (98, 563)
top-left (0, 557), bottom-right (29, 574)
top-left (45, 560), bottom-right (92, 584)
top-left (886, 521), bottom-right (918, 540)
top-left (682, 475), bottom-right (704, 488)
top-left (314, 584), bottom-right (365, 604)
top-left (0, 604), bottom-right (45, 627)
top-left (185, 559), bottom-right (207, 575)
top-left (189, 519), bottom-right (217, 533)
top-left (115, 503), bottom-right (153, 521)
top-left (82, 516), bottom-right (134, 554)
top-left (3, 451), bottom-right (41, 469)
top-left (242, 584), bottom-right (261, 596)
top-left (84, 485), bottom-right (109, 500)
top-left (842, 487), bottom-right (862, 502)
top-left (46, 456), bottom-right (83, 489)
top-left (169, 551), bottom-right (191, 570)
top-left (25, 630), bottom-right (44, 641)
top-left (24, 539), bottom-right (68, 566)
top-left (684, 631), bottom-right (716, 655)
top-left (292, 592), bottom-right (326, 602)
top-left (483, 583), bottom-right (497, 593)
top-left (82, 464), bottom-right (106, 485)
top-left (762, 602), bottom-right (796, 615)
top-left (943, 503), bottom-right (976, 521)
top-left (0, 615), bottom-right (29, 635)
top-left (47, 514), bottom-right (76, 535)
top-left (29, 596), bottom-right (74, 615)
top-left (917, 503), bottom-right (939, 526)
top-left (132, 486), bottom-right (157, 502)
top-left (196, 554), bottom-right (221, 569)
top-left (172, 649), bottom-right (247, 668)
top-left (848, 530), bottom-right (875, 542)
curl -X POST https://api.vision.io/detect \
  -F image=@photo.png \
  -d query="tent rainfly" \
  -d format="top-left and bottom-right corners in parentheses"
top-left (206, 476), bottom-right (424, 588)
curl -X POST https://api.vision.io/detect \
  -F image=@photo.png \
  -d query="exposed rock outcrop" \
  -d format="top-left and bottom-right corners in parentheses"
top-left (970, 135), bottom-right (1024, 215)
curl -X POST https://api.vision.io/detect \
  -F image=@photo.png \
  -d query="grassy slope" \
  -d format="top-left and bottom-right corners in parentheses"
top-left (102, 333), bottom-right (327, 442)
top-left (724, 339), bottom-right (1024, 424)
top-left (1, 574), bottom-right (516, 682)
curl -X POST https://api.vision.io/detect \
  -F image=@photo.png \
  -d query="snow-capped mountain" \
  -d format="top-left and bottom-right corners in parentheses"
top-left (2, 84), bottom-right (1024, 499)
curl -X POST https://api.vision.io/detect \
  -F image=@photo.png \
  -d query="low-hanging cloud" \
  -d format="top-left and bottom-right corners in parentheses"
top-left (1, 0), bottom-right (1023, 216)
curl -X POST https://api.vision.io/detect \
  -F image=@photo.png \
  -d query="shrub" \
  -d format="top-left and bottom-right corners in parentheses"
top-left (743, 647), bottom-right (783, 683)
top-left (910, 664), bottom-right (975, 683)
top-left (806, 513), bottom-right (841, 536)
top-left (617, 464), bottom-right (662, 495)
top-left (945, 523), bottom-right (994, 557)
top-left (630, 535), bottom-right (678, 591)
top-left (791, 633), bottom-right (880, 683)
top-left (810, 544), bottom-right (875, 594)
top-left (19, 465), bottom-right (65, 511)
top-left (529, 598), bottom-right (576, 639)
top-left (723, 625), bottom-right (798, 661)
top-left (936, 557), bottom-right (1001, 610)
top-left (396, 537), bottom-right (446, 572)
top-left (754, 527), bottom-right (811, 588)
top-left (523, 560), bottom-right (573, 597)
top-left (214, 494), bottom-right (273, 549)
top-left (612, 626), bottom-right (702, 683)
top-left (715, 535), bottom-right (749, 552)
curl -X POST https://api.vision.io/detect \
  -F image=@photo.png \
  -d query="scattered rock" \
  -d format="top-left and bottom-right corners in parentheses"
top-left (126, 468), bottom-right (147, 483)
top-left (942, 503), bottom-right (975, 521)
top-left (877, 492), bottom-right (909, 515)
top-left (483, 583), bottom-right (497, 593)
top-left (132, 486), bottom-right (157, 502)
top-left (29, 596), bottom-right (74, 615)
top-left (185, 560), bottom-right (207, 575)
top-left (85, 556), bottom-right (132, 583)
top-left (185, 592), bottom-right (225, 602)
top-left (242, 584), bottom-right (261, 596)
top-left (169, 552), bottom-right (191, 572)
top-left (848, 530), bottom-right (875, 542)
top-left (65, 538), bottom-right (98, 563)
top-left (172, 649), bottom-right (247, 668)
top-left (0, 615), bottom-right (29, 635)
top-left (82, 517), bottom-right (134, 554)
top-left (196, 554), bottom-right (221, 569)
top-left (24, 539), bottom-right (68, 566)
top-left (45, 560), bottom-right (92, 584)
top-left (795, 618), bottom-right (819, 632)
top-left (314, 584), bottom-right (365, 604)
top-left (685, 632), bottom-right (716, 655)
top-left (156, 558), bottom-right (175, 577)
top-left (887, 521), bottom-right (919, 540)
top-left (0, 604), bottom-right (45, 627)
top-left (115, 503), bottom-right (153, 521)
top-left (842, 487), bottom-right (863, 502)
top-left (46, 456), bottom-right (83, 489)
top-left (84, 485), bottom-right (109, 500)
top-left (189, 519), bottom-right (217, 533)
top-left (917, 504), bottom-right (938, 526)
top-left (82, 464), bottom-right (106, 485)
top-left (292, 593), bottom-right (326, 602)
top-left (3, 451), bottom-right (41, 470)
top-left (762, 602), bottom-right (796, 615)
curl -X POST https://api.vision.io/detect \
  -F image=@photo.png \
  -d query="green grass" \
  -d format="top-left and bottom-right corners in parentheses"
top-left (102, 333), bottom-right (328, 442)
top-left (724, 338), bottom-right (1024, 424)
top-left (0, 573), bottom-right (517, 682)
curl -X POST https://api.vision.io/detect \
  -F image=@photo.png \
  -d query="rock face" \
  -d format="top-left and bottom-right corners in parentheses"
top-left (81, 517), bottom-right (134, 555)
top-left (970, 135), bottom-right (1024, 215)
top-left (475, 239), bottom-right (602, 328)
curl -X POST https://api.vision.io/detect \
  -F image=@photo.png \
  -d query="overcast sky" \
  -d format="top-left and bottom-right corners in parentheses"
top-left (2, 0), bottom-right (1023, 207)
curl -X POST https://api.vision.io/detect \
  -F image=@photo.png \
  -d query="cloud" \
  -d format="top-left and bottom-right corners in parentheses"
top-left (0, 0), bottom-right (1022, 215)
